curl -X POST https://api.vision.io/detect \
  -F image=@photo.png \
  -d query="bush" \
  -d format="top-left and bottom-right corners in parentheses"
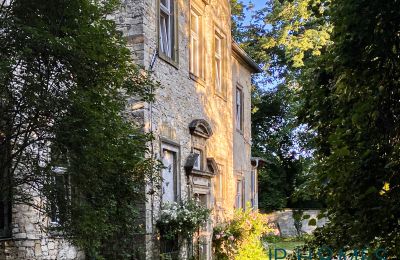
top-left (213, 207), bottom-right (272, 260)
top-left (156, 198), bottom-right (210, 240)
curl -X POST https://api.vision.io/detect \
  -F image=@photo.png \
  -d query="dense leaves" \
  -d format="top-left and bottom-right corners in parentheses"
top-left (236, 0), bottom-right (400, 256)
top-left (0, 0), bottom-right (158, 258)
top-left (297, 0), bottom-right (400, 256)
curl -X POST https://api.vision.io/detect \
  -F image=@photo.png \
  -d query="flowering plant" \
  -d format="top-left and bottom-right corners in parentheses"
top-left (213, 206), bottom-right (271, 260)
top-left (156, 198), bottom-right (211, 240)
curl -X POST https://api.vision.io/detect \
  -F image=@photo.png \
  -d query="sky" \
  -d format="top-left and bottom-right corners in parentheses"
top-left (242, 0), bottom-right (267, 26)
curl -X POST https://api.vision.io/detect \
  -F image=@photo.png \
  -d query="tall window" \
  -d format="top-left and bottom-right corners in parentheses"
top-left (0, 188), bottom-right (11, 238)
top-left (235, 180), bottom-right (243, 209)
top-left (161, 144), bottom-right (179, 203)
top-left (49, 167), bottom-right (70, 224)
top-left (214, 32), bottom-right (223, 94)
top-left (190, 7), bottom-right (203, 79)
top-left (236, 87), bottom-right (244, 131)
top-left (251, 169), bottom-right (256, 207)
top-left (0, 142), bottom-right (12, 238)
top-left (159, 0), bottom-right (176, 60)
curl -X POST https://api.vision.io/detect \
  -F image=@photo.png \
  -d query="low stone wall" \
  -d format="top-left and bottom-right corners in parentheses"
top-left (0, 202), bottom-right (84, 260)
top-left (0, 238), bottom-right (83, 260)
top-left (267, 209), bottom-right (328, 237)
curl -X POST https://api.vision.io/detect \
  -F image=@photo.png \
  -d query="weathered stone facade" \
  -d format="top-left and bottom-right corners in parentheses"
top-left (1, 0), bottom-right (261, 259)
top-left (0, 198), bottom-right (84, 260)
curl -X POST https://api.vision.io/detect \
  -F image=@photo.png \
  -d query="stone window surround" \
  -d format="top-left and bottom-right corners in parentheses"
top-left (158, 0), bottom-right (179, 67)
top-left (235, 177), bottom-right (245, 210)
top-left (189, 3), bottom-right (206, 83)
top-left (235, 84), bottom-right (244, 132)
top-left (213, 24), bottom-right (227, 100)
top-left (160, 139), bottom-right (181, 203)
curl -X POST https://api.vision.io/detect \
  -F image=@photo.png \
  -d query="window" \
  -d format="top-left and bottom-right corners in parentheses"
top-left (0, 165), bottom-right (11, 238)
top-left (190, 7), bottom-right (204, 79)
top-left (251, 169), bottom-right (256, 207)
top-left (236, 87), bottom-right (244, 131)
top-left (49, 167), bottom-right (70, 224)
top-left (159, 0), bottom-right (177, 61)
top-left (214, 32), bottom-right (223, 94)
top-left (0, 190), bottom-right (11, 238)
top-left (161, 144), bottom-right (179, 203)
top-left (193, 148), bottom-right (202, 171)
top-left (235, 180), bottom-right (244, 209)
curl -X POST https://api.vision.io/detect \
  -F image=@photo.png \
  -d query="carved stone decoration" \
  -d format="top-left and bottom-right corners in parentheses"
top-left (206, 158), bottom-right (219, 175)
top-left (189, 119), bottom-right (213, 139)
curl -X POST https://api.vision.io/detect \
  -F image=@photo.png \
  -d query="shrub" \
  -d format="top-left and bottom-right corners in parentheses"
top-left (156, 198), bottom-right (210, 240)
top-left (213, 207), bottom-right (272, 260)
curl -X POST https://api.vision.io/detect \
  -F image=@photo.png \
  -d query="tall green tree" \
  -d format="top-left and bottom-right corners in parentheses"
top-left (231, 0), bottom-right (323, 211)
top-left (245, 0), bottom-right (400, 256)
top-left (0, 0), bottom-right (158, 258)
top-left (297, 0), bottom-right (400, 256)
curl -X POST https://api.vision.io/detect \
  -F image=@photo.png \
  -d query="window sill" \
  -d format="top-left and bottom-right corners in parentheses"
top-left (189, 73), bottom-right (206, 87)
top-left (158, 52), bottom-right (179, 70)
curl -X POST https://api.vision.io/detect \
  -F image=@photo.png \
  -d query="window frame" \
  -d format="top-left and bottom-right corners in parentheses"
top-left (250, 169), bottom-right (257, 207)
top-left (0, 143), bottom-right (12, 238)
top-left (235, 85), bottom-right (244, 132)
top-left (193, 148), bottom-right (203, 171)
top-left (49, 167), bottom-right (71, 225)
top-left (235, 180), bottom-right (243, 209)
top-left (0, 186), bottom-right (12, 238)
top-left (213, 26), bottom-right (226, 99)
top-left (158, 0), bottom-right (179, 66)
top-left (160, 142), bottom-right (180, 203)
top-left (189, 4), bottom-right (205, 81)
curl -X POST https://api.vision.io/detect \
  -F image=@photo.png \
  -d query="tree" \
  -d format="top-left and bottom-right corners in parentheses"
top-left (0, 0), bottom-right (158, 258)
top-left (297, 0), bottom-right (400, 256)
top-left (231, 0), bottom-right (324, 211)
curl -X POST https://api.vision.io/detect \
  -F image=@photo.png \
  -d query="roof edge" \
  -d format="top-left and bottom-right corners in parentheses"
top-left (231, 41), bottom-right (263, 73)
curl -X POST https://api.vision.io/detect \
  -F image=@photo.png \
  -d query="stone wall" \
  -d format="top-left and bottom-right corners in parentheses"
top-left (267, 209), bottom-right (328, 237)
top-left (0, 202), bottom-right (84, 260)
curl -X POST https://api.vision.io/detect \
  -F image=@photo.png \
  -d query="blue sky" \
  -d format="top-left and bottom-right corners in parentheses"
top-left (242, 0), bottom-right (266, 25)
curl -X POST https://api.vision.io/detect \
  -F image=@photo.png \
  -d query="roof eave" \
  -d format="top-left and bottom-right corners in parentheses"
top-left (232, 41), bottom-right (263, 73)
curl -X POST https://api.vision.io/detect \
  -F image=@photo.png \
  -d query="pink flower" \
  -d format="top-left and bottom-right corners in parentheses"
top-left (215, 234), bottom-right (221, 239)
top-left (228, 236), bottom-right (234, 241)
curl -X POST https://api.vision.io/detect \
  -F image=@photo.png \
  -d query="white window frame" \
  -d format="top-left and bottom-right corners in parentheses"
top-left (159, 0), bottom-right (177, 61)
top-left (161, 143), bottom-right (180, 203)
top-left (214, 32), bottom-right (223, 94)
top-left (190, 6), bottom-right (203, 79)
top-left (236, 86), bottom-right (244, 131)
top-left (236, 180), bottom-right (243, 209)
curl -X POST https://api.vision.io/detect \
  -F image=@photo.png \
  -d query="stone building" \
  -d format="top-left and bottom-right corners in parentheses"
top-left (0, 0), bottom-right (262, 259)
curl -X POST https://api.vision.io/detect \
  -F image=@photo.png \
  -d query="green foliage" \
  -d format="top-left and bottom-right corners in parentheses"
top-left (1, 0), bottom-right (159, 258)
top-left (252, 87), bottom-right (321, 211)
top-left (233, 0), bottom-right (327, 212)
top-left (212, 207), bottom-right (271, 260)
top-left (294, 0), bottom-right (400, 257)
top-left (156, 198), bottom-right (211, 240)
top-left (262, 0), bottom-right (332, 68)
